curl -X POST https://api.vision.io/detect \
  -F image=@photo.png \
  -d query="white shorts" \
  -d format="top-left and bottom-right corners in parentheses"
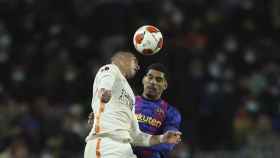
top-left (84, 137), bottom-right (137, 158)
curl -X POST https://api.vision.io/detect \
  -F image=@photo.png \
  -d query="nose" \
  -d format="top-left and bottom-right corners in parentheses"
top-left (149, 78), bottom-right (156, 84)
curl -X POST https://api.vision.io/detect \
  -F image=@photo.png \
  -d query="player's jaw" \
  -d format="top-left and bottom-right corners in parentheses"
top-left (127, 69), bottom-right (137, 78)
top-left (144, 85), bottom-right (161, 100)
top-left (122, 56), bottom-right (139, 79)
top-left (127, 63), bottom-right (139, 79)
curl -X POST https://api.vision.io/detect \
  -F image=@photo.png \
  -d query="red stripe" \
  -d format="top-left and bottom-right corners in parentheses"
top-left (96, 138), bottom-right (101, 158)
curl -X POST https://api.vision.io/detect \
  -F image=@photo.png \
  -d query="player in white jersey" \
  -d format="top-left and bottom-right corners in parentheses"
top-left (84, 51), bottom-right (181, 158)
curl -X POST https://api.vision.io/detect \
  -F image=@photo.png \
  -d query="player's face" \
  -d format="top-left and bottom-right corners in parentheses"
top-left (142, 69), bottom-right (167, 100)
top-left (125, 56), bottom-right (139, 78)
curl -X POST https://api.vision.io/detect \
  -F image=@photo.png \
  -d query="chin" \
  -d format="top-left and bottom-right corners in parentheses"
top-left (146, 93), bottom-right (157, 100)
top-left (131, 72), bottom-right (136, 77)
top-left (127, 73), bottom-right (135, 79)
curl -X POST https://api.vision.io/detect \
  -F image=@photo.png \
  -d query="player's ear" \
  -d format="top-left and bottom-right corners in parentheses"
top-left (142, 76), bottom-right (145, 85)
top-left (163, 80), bottom-right (168, 90)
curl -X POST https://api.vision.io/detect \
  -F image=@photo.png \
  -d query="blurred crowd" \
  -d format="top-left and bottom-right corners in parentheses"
top-left (0, 0), bottom-right (280, 157)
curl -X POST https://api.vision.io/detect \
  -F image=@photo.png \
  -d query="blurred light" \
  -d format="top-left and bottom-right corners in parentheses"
top-left (69, 104), bottom-right (83, 116)
top-left (75, 35), bottom-right (90, 49)
top-left (0, 34), bottom-right (11, 49)
top-left (11, 67), bottom-right (26, 82)
top-left (206, 82), bottom-right (219, 94)
top-left (223, 83), bottom-right (234, 93)
top-left (0, 51), bottom-right (9, 63)
top-left (206, 9), bottom-right (222, 24)
top-left (240, 0), bottom-right (254, 10)
top-left (64, 70), bottom-right (77, 82)
top-left (244, 49), bottom-right (256, 64)
top-left (49, 24), bottom-right (62, 36)
top-left (0, 83), bottom-right (3, 93)
top-left (216, 52), bottom-right (227, 64)
top-left (224, 68), bottom-right (235, 80)
top-left (172, 10), bottom-right (184, 26)
top-left (246, 100), bottom-right (259, 113)
top-left (189, 59), bottom-right (204, 78)
top-left (208, 61), bottom-right (221, 78)
top-left (224, 36), bottom-right (238, 52)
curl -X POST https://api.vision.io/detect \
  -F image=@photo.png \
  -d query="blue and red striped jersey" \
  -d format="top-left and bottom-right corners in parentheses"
top-left (133, 96), bottom-right (181, 158)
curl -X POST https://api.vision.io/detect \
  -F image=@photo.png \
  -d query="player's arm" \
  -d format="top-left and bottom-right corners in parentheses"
top-left (130, 112), bottom-right (181, 147)
top-left (150, 106), bottom-right (182, 152)
top-left (88, 112), bottom-right (94, 128)
top-left (97, 66), bottom-right (117, 103)
top-left (88, 65), bottom-right (117, 127)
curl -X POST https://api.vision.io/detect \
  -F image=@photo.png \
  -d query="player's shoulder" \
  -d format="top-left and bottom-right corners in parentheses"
top-left (99, 64), bottom-right (116, 71)
top-left (135, 95), bottom-right (142, 101)
top-left (98, 64), bottom-right (119, 74)
top-left (163, 101), bottom-right (182, 124)
top-left (165, 101), bottom-right (181, 116)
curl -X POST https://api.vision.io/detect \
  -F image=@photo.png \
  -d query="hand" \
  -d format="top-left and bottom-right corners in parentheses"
top-left (88, 112), bottom-right (94, 128)
top-left (161, 131), bottom-right (182, 144)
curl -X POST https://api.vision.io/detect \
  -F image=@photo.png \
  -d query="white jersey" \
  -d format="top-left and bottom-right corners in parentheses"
top-left (86, 64), bottom-right (137, 141)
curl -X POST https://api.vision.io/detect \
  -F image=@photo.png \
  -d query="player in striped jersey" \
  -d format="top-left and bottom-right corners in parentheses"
top-left (133, 63), bottom-right (182, 158)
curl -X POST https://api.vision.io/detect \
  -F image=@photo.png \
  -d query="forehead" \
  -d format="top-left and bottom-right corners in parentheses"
top-left (146, 69), bottom-right (165, 79)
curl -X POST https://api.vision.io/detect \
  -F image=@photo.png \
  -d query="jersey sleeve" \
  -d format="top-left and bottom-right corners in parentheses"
top-left (150, 106), bottom-right (182, 153)
top-left (163, 106), bottom-right (181, 131)
top-left (97, 65), bottom-right (118, 90)
top-left (130, 111), bottom-right (153, 147)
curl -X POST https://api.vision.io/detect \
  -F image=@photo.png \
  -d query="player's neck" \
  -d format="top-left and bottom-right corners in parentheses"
top-left (142, 94), bottom-right (161, 101)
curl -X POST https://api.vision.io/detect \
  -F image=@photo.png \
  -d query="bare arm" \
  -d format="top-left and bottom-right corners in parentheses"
top-left (88, 112), bottom-right (94, 128)
top-left (131, 113), bottom-right (181, 147)
top-left (97, 65), bottom-right (117, 103)
top-left (149, 131), bottom-right (182, 145)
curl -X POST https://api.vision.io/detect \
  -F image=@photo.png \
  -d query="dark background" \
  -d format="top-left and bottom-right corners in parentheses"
top-left (0, 0), bottom-right (280, 157)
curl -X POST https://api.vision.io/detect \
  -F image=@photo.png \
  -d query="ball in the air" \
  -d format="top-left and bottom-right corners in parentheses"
top-left (133, 25), bottom-right (163, 55)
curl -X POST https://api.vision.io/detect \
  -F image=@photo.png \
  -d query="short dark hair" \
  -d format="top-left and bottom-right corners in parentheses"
top-left (110, 51), bottom-right (135, 62)
top-left (146, 63), bottom-right (169, 80)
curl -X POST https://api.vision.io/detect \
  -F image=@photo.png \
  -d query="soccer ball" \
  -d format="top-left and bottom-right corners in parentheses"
top-left (133, 25), bottom-right (163, 55)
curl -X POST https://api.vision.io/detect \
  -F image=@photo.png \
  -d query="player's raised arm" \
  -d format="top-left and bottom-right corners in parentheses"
top-left (97, 88), bottom-right (112, 103)
top-left (96, 64), bottom-right (119, 103)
